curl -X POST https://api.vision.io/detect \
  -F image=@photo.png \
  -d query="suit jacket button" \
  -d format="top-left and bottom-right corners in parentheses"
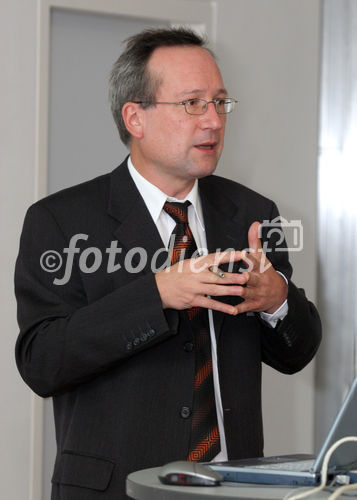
top-left (180, 406), bottom-right (191, 419)
top-left (126, 342), bottom-right (132, 351)
top-left (184, 342), bottom-right (194, 352)
top-left (147, 328), bottom-right (156, 337)
top-left (140, 333), bottom-right (148, 342)
top-left (133, 337), bottom-right (140, 347)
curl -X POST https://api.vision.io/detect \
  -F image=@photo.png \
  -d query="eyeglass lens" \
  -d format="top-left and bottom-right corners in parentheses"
top-left (185, 99), bottom-right (235, 115)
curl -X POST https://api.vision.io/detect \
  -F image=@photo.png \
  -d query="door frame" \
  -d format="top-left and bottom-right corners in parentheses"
top-left (32, 1), bottom-right (216, 498)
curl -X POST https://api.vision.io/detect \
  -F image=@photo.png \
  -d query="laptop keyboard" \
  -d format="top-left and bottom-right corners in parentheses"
top-left (251, 459), bottom-right (314, 472)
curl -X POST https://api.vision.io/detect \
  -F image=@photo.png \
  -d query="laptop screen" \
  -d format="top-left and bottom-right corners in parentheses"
top-left (313, 376), bottom-right (357, 473)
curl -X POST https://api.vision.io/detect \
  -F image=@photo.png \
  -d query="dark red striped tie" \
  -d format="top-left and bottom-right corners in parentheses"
top-left (163, 201), bottom-right (221, 462)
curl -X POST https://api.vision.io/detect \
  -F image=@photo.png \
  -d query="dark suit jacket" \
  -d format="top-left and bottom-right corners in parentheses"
top-left (15, 159), bottom-right (321, 499)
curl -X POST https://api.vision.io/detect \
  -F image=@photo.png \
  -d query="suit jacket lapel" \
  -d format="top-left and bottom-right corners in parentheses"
top-left (107, 159), bottom-right (169, 279)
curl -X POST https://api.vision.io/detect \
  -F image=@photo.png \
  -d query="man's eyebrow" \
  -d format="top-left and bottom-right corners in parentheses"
top-left (177, 88), bottom-right (228, 98)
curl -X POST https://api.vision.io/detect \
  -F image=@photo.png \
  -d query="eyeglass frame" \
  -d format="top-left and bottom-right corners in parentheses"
top-left (131, 97), bottom-right (238, 115)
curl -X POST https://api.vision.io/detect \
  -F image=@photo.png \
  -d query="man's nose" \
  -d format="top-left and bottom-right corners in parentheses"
top-left (199, 102), bottom-right (224, 130)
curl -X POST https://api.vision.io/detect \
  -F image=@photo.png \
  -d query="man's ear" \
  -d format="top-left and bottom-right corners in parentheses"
top-left (121, 102), bottom-right (144, 139)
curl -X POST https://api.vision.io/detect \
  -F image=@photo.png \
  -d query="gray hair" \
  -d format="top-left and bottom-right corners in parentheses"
top-left (109, 27), bottom-right (214, 145)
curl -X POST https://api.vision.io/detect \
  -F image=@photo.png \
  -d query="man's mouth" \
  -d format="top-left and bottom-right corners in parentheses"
top-left (194, 142), bottom-right (217, 150)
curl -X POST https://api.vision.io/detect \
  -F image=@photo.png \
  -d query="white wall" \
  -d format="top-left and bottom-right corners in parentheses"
top-left (215, 0), bottom-right (321, 454)
top-left (0, 0), bottom-right (321, 497)
top-left (0, 1), bottom-right (37, 499)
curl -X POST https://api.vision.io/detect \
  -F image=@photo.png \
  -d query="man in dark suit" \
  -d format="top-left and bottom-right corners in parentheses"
top-left (15, 28), bottom-right (321, 499)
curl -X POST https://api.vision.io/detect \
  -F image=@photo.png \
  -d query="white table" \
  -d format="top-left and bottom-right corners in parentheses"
top-left (126, 466), bottom-right (333, 499)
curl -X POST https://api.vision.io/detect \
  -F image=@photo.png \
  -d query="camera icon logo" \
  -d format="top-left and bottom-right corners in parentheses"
top-left (259, 216), bottom-right (303, 252)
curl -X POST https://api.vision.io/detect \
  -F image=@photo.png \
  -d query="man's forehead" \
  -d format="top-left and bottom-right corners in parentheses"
top-left (176, 88), bottom-right (228, 98)
top-left (148, 45), bottom-right (224, 92)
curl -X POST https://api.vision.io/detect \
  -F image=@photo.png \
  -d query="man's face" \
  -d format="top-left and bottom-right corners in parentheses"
top-left (136, 45), bottom-right (227, 186)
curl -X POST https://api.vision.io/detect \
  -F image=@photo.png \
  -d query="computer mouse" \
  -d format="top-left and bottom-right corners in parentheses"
top-left (158, 460), bottom-right (223, 486)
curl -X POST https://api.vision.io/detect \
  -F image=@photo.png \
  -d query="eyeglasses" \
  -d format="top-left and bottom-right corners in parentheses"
top-left (132, 98), bottom-right (238, 115)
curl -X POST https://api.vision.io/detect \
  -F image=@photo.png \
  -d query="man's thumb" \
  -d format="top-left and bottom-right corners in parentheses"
top-left (248, 221), bottom-right (262, 253)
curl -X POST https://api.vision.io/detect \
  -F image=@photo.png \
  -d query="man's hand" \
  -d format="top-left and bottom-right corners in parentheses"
top-left (233, 221), bottom-right (288, 315)
top-left (155, 250), bottom-right (245, 316)
top-left (155, 221), bottom-right (288, 316)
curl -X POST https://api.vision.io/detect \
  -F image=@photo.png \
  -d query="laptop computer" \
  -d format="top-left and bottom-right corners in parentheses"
top-left (208, 375), bottom-right (357, 486)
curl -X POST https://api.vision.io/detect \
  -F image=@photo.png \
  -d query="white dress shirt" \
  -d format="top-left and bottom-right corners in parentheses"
top-left (127, 156), bottom-right (288, 461)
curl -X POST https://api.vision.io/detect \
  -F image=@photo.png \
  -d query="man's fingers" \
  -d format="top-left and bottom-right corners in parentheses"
top-left (209, 271), bottom-right (259, 287)
top-left (248, 221), bottom-right (262, 254)
top-left (235, 272), bottom-right (253, 286)
top-left (233, 300), bottom-right (259, 315)
top-left (187, 250), bottom-right (245, 277)
top-left (203, 269), bottom-right (246, 285)
top-left (196, 296), bottom-right (238, 316)
top-left (191, 248), bottom-right (263, 275)
top-left (205, 284), bottom-right (245, 297)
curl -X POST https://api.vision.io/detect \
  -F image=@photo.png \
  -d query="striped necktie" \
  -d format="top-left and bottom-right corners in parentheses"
top-left (163, 200), bottom-right (221, 462)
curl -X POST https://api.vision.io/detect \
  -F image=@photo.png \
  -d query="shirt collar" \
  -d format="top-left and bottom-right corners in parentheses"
top-left (127, 156), bottom-right (205, 230)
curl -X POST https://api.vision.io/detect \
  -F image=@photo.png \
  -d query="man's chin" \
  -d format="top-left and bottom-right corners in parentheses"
top-left (192, 159), bottom-right (219, 179)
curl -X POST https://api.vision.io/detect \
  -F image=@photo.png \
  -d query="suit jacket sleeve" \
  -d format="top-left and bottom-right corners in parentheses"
top-left (257, 201), bottom-right (322, 373)
top-left (15, 202), bottom-right (178, 397)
